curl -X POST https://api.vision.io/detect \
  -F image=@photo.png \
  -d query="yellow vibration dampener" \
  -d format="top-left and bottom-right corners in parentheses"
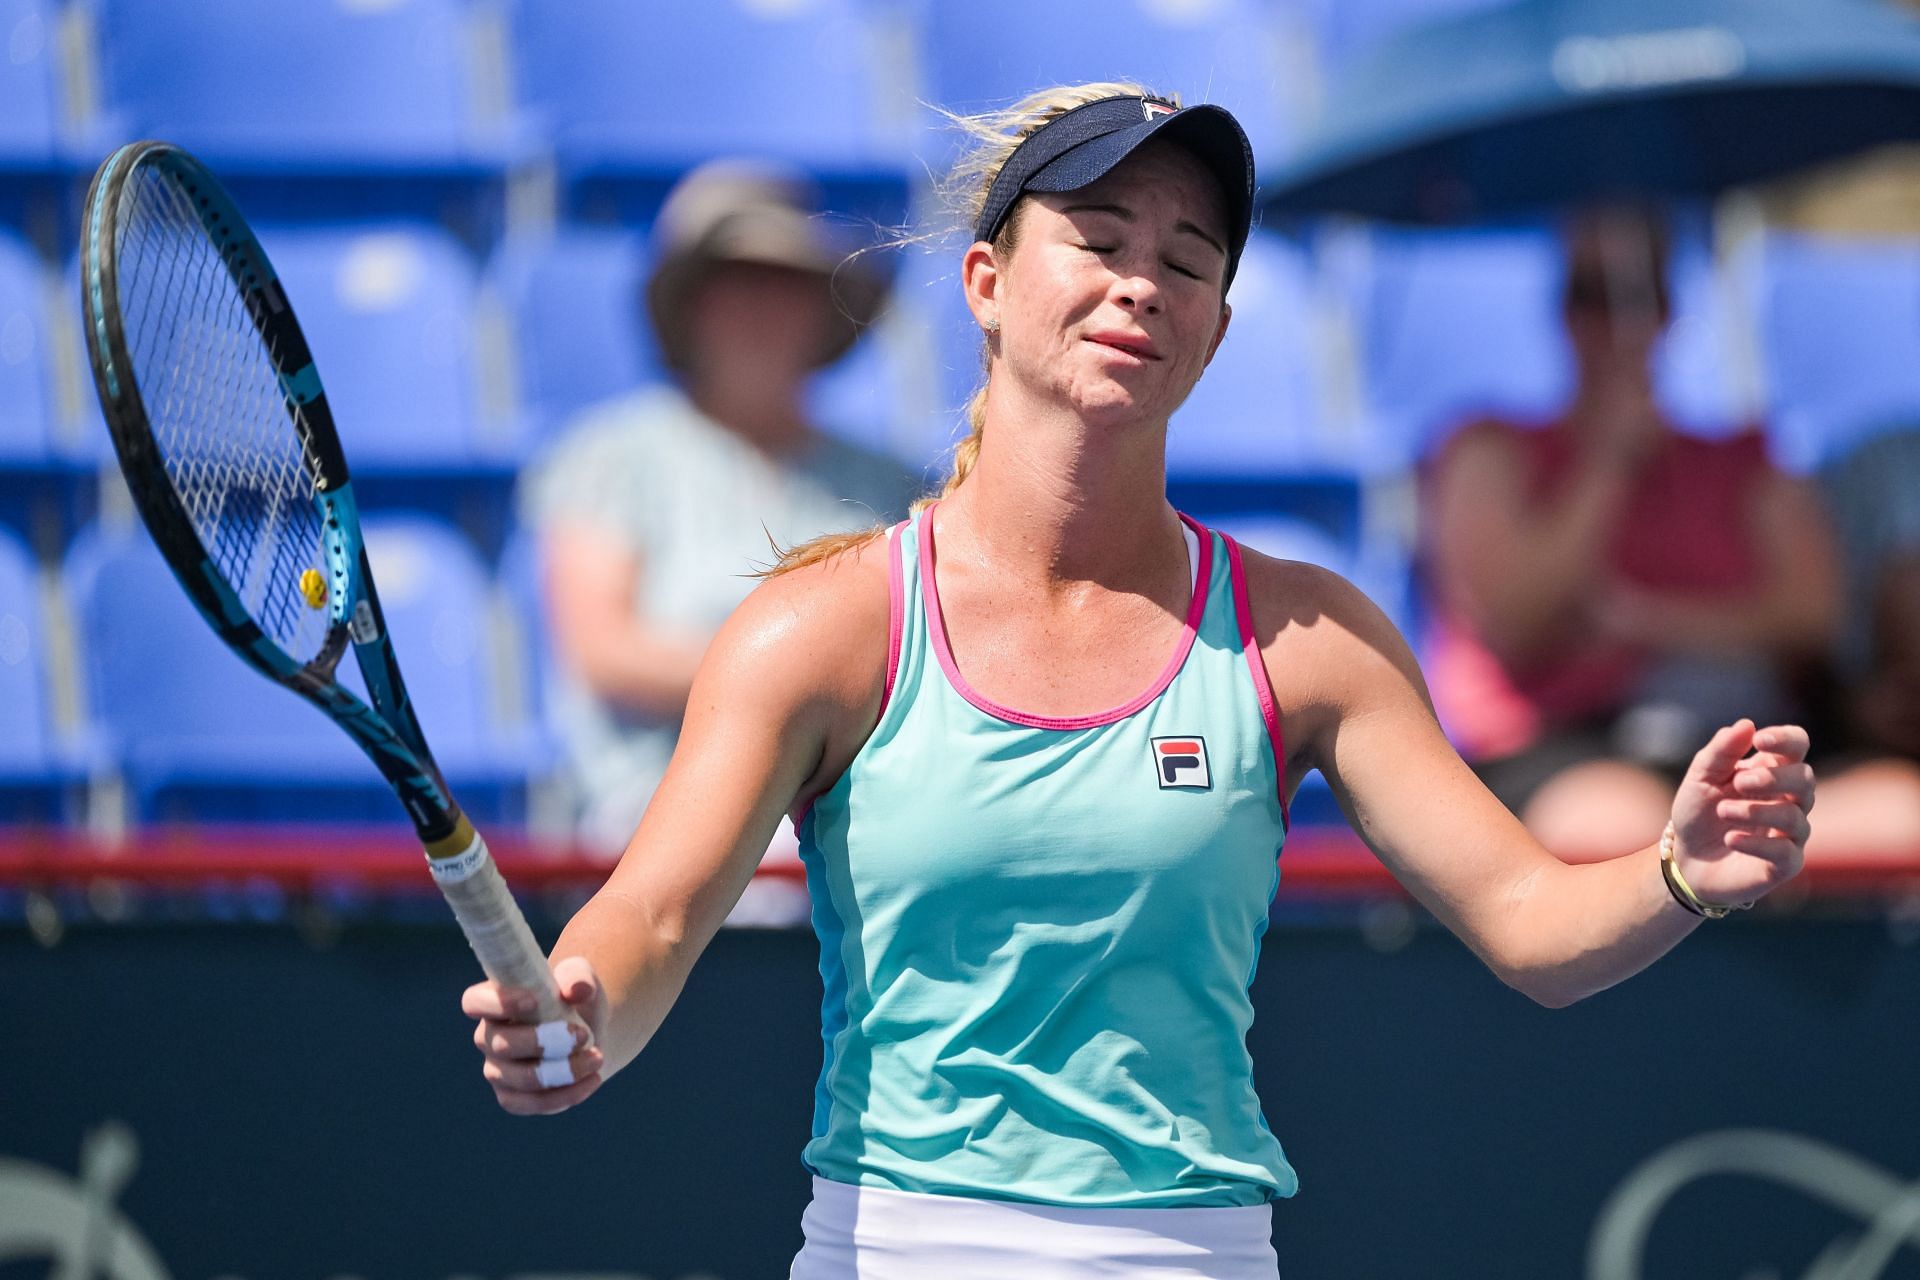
top-left (299, 567), bottom-right (327, 609)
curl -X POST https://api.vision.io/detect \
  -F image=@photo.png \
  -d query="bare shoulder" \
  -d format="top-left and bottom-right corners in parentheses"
top-left (1233, 543), bottom-right (1433, 766)
top-left (684, 529), bottom-right (898, 804)
top-left (705, 529), bottom-right (894, 702)
top-left (1234, 544), bottom-right (1405, 655)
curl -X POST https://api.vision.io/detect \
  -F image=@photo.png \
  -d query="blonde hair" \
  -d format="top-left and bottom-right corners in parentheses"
top-left (760, 81), bottom-right (1170, 578)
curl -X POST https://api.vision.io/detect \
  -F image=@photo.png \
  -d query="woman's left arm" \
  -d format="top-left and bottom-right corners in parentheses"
top-left (1256, 555), bottom-right (1813, 1008)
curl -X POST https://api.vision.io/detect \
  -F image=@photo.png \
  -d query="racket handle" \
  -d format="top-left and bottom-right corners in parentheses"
top-left (427, 823), bottom-right (588, 1040)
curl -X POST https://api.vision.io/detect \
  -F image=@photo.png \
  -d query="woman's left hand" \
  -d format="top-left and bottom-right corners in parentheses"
top-left (1669, 720), bottom-right (1814, 909)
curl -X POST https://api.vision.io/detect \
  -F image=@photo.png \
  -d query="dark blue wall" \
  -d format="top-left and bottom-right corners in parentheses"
top-left (4, 916), bottom-right (1917, 1278)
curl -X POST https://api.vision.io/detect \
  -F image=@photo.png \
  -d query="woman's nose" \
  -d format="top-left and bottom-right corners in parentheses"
top-left (1116, 278), bottom-right (1162, 315)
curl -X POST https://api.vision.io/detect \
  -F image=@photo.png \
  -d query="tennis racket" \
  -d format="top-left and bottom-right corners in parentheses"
top-left (80, 140), bottom-right (584, 1046)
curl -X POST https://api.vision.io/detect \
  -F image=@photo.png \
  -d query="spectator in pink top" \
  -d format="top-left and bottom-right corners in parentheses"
top-left (1421, 206), bottom-right (1842, 861)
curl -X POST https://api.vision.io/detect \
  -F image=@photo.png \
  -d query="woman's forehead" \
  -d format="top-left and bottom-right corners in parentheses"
top-left (1034, 141), bottom-right (1228, 234)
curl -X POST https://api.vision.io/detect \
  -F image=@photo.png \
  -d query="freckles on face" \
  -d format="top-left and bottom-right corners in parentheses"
top-left (994, 142), bottom-right (1231, 425)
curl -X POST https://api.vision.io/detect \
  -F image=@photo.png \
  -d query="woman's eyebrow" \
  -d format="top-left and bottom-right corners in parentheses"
top-left (1059, 202), bottom-right (1225, 258)
top-left (1175, 220), bottom-right (1227, 258)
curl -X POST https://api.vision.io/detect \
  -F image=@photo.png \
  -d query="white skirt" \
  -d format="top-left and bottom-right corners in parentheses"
top-left (789, 1176), bottom-right (1279, 1279)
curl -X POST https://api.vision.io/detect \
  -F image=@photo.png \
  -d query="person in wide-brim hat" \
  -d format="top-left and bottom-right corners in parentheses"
top-left (644, 159), bottom-right (889, 374)
top-left (517, 156), bottom-right (919, 861)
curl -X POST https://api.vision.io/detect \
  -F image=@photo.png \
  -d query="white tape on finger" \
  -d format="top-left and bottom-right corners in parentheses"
top-left (535, 1020), bottom-right (575, 1061)
top-left (535, 1058), bottom-right (575, 1089)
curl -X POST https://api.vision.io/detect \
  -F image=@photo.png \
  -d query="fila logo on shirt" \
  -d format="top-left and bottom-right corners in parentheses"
top-left (1151, 736), bottom-right (1211, 789)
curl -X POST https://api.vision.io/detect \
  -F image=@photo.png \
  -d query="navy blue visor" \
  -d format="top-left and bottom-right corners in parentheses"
top-left (973, 95), bottom-right (1255, 289)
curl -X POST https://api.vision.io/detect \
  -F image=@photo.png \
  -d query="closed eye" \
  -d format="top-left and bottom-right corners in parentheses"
top-left (1166, 260), bottom-right (1203, 281)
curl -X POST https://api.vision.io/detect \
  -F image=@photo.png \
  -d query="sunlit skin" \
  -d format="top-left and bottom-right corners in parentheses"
top-left (462, 141), bottom-right (1815, 1120)
top-left (924, 142), bottom-right (1237, 715)
top-left (967, 140), bottom-right (1234, 444)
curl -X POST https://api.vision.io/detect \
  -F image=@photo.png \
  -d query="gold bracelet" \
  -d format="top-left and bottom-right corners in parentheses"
top-left (1660, 822), bottom-right (1747, 920)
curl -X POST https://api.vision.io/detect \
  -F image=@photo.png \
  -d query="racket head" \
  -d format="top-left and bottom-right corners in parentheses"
top-left (81, 141), bottom-right (459, 838)
top-left (83, 141), bottom-right (346, 669)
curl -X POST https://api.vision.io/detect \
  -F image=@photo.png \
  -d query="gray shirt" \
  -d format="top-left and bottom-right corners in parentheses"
top-left (520, 386), bottom-right (921, 852)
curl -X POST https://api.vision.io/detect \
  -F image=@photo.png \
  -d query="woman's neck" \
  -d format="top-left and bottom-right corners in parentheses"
top-left (936, 380), bottom-right (1185, 596)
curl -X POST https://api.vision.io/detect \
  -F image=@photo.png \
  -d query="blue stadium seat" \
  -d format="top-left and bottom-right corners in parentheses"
top-left (1348, 226), bottom-right (1572, 464)
top-left (0, 0), bottom-right (59, 166)
top-left (896, 243), bottom-right (980, 418)
top-left (809, 319), bottom-right (921, 464)
top-left (918, 0), bottom-right (1295, 166)
top-left (496, 525), bottom-right (550, 699)
top-left (509, 0), bottom-right (910, 180)
top-left (85, 0), bottom-right (504, 168)
top-left (354, 514), bottom-right (542, 786)
top-left (494, 523), bottom-right (561, 759)
top-left (67, 514), bottom-right (533, 824)
top-left (0, 521), bottom-right (77, 820)
top-left (1169, 232), bottom-right (1348, 475)
top-left (488, 227), bottom-right (663, 439)
top-left (54, 254), bottom-right (115, 466)
top-left (1655, 241), bottom-right (1760, 440)
top-left (1757, 234), bottom-right (1920, 472)
top-left (258, 222), bottom-right (517, 470)
top-left (0, 227), bottom-right (50, 463)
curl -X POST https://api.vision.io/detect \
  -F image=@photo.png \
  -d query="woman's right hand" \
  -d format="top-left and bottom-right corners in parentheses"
top-left (462, 955), bottom-right (609, 1115)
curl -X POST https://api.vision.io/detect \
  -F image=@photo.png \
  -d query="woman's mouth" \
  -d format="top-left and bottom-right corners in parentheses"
top-left (1085, 332), bottom-right (1161, 361)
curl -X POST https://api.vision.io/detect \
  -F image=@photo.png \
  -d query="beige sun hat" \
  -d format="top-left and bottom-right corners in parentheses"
top-left (645, 159), bottom-right (888, 372)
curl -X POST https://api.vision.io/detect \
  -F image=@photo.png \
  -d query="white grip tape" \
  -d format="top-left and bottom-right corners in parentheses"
top-left (430, 832), bottom-right (571, 1027)
top-left (535, 1058), bottom-right (575, 1089)
top-left (535, 1020), bottom-right (575, 1061)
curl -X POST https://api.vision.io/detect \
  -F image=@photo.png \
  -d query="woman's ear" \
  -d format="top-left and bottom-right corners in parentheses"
top-left (962, 240), bottom-right (1003, 335)
top-left (1202, 302), bottom-right (1233, 370)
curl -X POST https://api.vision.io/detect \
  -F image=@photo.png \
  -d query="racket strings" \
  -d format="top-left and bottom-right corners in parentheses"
top-left (114, 165), bottom-right (332, 665)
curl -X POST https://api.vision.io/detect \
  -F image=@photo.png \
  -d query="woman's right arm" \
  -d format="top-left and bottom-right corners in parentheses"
top-left (464, 537), bottom-right (892, 1114)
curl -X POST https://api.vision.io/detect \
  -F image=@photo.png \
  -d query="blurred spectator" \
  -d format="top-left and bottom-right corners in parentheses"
top-left (521, 161), bottom-right (920, 856)
top-left (1420, 206), bottom-right (1842, 861)
top-left (1806, 428), bottom-right (1920, 856)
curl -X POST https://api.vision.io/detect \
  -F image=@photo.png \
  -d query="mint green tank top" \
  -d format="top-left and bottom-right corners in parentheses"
top-left (795, 504), bottom-right (1296, 1208)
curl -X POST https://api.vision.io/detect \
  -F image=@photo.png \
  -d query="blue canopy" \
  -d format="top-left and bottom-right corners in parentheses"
top-left (1264, 0), bottom-right (1920, 223)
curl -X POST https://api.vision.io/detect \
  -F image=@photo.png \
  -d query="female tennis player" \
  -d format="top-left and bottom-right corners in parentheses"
top-left (463, 84), bottom-right (1816, 1277)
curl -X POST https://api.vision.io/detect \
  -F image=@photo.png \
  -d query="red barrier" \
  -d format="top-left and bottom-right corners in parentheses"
top-left (1, 826), bottom-right (1916, 900)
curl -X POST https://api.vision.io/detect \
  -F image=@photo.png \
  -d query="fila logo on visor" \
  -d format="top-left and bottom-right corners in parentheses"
top-left (1152, 736), bottom-right (1211, 789)
top-left (1143, 99), bottom-right (1177, 120)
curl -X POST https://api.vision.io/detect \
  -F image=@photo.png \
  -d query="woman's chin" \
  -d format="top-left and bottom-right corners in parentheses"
top-left (1064, 379), bottom-right (1169, 426)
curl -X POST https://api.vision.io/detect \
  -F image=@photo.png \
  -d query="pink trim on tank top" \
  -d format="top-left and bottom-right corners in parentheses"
top-left (792, 520), bottom-right (910, 831)
top-left (1225, 533), bottom-right (1289, 829)
top-left (917, 502), bottom-right (1213, 731)
top-left (878, 520), bottom-right (907, 720)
